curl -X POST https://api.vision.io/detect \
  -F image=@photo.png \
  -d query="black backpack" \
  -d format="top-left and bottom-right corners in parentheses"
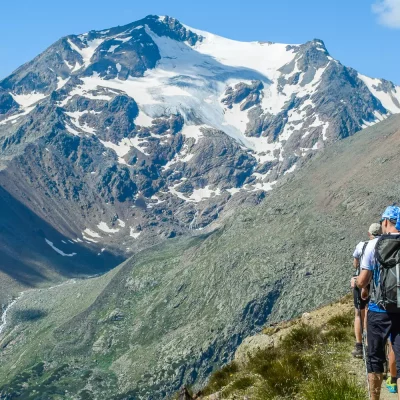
top-left (373, 234), bottom-right (400, 311)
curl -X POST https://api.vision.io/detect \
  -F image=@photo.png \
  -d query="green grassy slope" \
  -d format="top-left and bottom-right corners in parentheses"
top-left (199, 296), bottom-right (367, 399)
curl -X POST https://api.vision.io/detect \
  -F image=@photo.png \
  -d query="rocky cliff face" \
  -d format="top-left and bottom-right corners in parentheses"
top-left (1, 115), bottom-right (400, 399)
top-left (0, 15), bottom-right (400, 298)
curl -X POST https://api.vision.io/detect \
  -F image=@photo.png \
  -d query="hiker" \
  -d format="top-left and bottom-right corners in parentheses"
top-left (352, 223), bottom-right (382, 358)
top-left (351, 206), bottom-right (400, 400)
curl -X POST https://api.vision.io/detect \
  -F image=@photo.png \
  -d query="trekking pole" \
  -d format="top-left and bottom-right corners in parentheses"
top-left (356, 287), bottom-right (371, 399)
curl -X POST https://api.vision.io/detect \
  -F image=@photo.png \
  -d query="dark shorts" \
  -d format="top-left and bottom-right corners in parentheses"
top-left (367, 310), bottom-right (400, 378)
top-left (353, 287), bottom-right (369, 310)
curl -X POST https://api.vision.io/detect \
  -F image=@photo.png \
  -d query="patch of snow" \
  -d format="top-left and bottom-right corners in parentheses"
top-left (135, 110), bottom-right (153, 127)
top-left (64, 60), bottom-right (74, 70)
top-left (311, 141), bottom-right (320, 150)
top-left (260, 62), bottom-right (329, 116)
top-left (130, 228), bottom-right (141, 239)
top-left (149, 195), bottom-right (166, 206)
top-left (162, 140), bottom-right (196, 170)
top-left (186, 26), bottom-right (298, 80)
top-left (45, 239), bottom-right (77, 257)
top-left (83, 229), bottom-right (102, 238)
top-left (181, 153), bottom-right (194, 162)
top-left (10, 92), bottom-right (47, 108)
top-left (71, 62), bottom-right (82, 73)
top-left (190, 186), bottom-right (221, 202)
top-left (169, 184), bottom-right (189, 201)
top-left (222, 102), bottom-right (249, 135)
top-left (57, 76), bottom-right (70, 90)
top-left (284, 164), bottom-right (297, 175)
top-left (169, 183), bottom-right (222, 203)
top-left (108, 45), bottom-right (120, 53)
top-left (304, 114), bottom-right (330, 141)
top-left (251, 180), bottom-right (277, 192)
top-left (358, 73), bottom-right (400, 114)
top-left (59, 80), bottom-right (113, 107)
top-left (374, 110), bottom-right (386, 122)
top-left (361, 119), bottom-right (376, 129)
top-left (181, 124), bottom-right (205, 144)
top-left (116, 63), bottom-right (122, 73)
top-left (118, 219), bottom-right (126, 228)
top-left (65, 111), bottom-right (96, 135)
top-left (97, 221), bottom-right (120, 233)
top-left (226, 187), bottom-right (241, 195)
top-left (66, 124), bottom-right (81, 136)
top-left (115, 36), bottom-right (132, 43)
top-left (67, 38), bottom-right (105, 70)
top-left (83, 235), bottom-right (98, 243)
top-left (321, 121), bottom-right (329, 141)
top-left (0, 106), bottom-right (35, 126)
top-left (100, 137), bottom-right (150, 162)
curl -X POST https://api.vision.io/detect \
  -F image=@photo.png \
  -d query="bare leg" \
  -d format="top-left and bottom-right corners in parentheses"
top-left (362, 308), bottom-right (366, 332)
top-left (397, 378), bottom-right (400, 400)
top-left (369, 373), bottom-right (383, 400)
top-left (389, 343), bottom-right (397, 379)
top-left (355, 308), bottom-right (362, 343)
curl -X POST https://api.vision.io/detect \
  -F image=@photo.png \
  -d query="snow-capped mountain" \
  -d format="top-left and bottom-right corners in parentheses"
top-left (0, 15), bottom-right (399, 289)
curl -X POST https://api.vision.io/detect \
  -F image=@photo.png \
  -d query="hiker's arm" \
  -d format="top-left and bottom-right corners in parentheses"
top-left (351, 269), bottom-right (372, 289)
top-left (353, 258), bottom-right (360, 269)
top-left (361, 287), bottom-right (369, 300)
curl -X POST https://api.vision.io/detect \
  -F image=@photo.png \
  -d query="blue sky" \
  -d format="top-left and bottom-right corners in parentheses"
top-left (1, 0), bottom-right (399, 83)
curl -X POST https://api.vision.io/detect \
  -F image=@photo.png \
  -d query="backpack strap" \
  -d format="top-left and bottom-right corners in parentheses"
top-left (356, 241), bottom-right (369, 276)
top-left (397, 263), bottom-right (400, 308)
top-left (360, 242), bottom-right (368, 262)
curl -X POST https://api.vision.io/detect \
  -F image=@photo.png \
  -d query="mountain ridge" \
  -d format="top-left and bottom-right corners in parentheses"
top-left (0, 14), bottom-right (399, 303)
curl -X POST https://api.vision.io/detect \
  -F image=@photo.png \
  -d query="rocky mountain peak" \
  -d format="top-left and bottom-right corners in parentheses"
top-left (0, 16), bottom-right (399, 292)
top-left (141, 15), bottom-right (203, 45)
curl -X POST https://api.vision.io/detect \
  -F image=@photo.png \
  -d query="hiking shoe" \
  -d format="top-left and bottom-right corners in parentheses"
top-left (386, 377), bottom-right (398, 393)
top-left (351, 344), bottom-right (363, 358)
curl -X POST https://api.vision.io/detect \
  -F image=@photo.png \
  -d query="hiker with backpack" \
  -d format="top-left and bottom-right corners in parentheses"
top-left (352, 223), bottom-right (382, 359)
top-left (351, 206), bottom-right (400, 400)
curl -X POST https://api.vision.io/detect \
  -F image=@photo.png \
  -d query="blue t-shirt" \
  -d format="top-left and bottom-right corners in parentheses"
top-left (361, 237), bottom-right (386, 313)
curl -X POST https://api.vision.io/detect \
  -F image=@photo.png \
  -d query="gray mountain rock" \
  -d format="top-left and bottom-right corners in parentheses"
top-left (0, 15), bottom-right (399, 302)
top-left (1, 115), bottom-right (400, 399)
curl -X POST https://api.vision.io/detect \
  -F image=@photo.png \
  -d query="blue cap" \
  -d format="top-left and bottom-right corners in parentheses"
top-left (382, 206), bottom-right (400, 221)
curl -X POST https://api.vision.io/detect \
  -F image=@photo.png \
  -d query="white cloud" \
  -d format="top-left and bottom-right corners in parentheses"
top-left (372, 0), bottom-right (400, 28)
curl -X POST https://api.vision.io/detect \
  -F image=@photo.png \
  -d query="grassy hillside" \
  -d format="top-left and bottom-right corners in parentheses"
top-left (197, 295), bottom-right (367, 399)
top-left (197, 293), bottom-right (399, 400)
top-left (0, 115), bottom-right (400, 399)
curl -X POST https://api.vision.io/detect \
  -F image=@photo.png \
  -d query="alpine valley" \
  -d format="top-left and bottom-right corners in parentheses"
top-left (0, 14), bottom-right (400, 400)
